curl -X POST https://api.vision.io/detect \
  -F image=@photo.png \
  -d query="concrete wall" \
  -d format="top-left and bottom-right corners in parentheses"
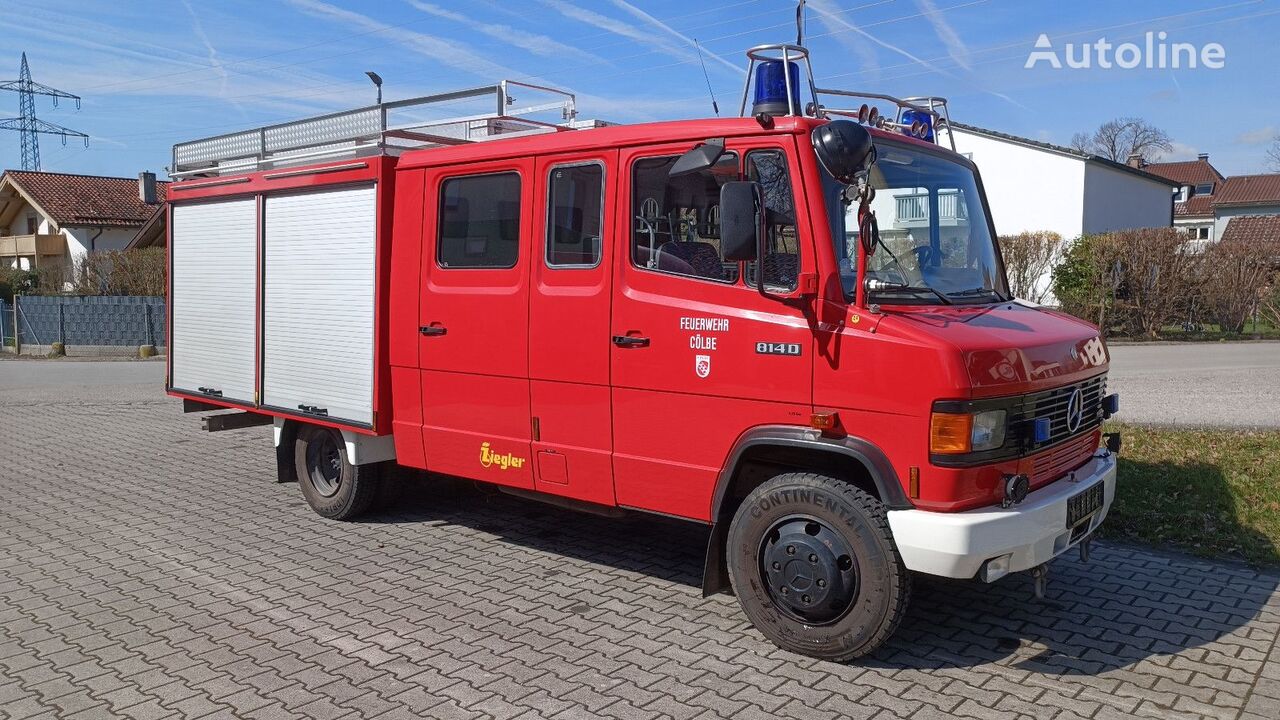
top-left (943, 128), bottom-right (1087, 240)
top-left (1081, 163), bottom-right (1174, 234)
top-left (1215, 205), bottom-right (1280, 241)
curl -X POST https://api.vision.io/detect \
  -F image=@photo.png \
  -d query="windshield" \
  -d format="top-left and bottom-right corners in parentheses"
top-left (821, 139), bottom-right (1008, 304)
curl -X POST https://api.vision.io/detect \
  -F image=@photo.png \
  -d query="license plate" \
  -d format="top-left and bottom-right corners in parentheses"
top-left (1067, 482), bottom-right (1104, 528)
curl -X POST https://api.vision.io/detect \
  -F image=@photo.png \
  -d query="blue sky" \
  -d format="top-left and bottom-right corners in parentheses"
top-left (2, 0), bottom-right (1278, 179)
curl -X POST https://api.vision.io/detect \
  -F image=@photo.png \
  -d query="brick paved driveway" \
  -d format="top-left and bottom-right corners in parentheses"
top-left (2, 365), bottom-right (1279, 720)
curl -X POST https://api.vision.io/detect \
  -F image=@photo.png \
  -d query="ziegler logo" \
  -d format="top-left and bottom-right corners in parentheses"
top-left (480, 442), bottom-right (525, 470)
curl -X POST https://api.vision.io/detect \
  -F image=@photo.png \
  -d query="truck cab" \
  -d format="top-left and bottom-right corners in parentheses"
top-left (166, 47), bottom-right (1118, 663)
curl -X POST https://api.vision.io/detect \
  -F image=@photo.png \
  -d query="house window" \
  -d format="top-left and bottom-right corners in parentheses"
top-left (25, 215), bottom-right (37, 234)
top-left (437, 172), bottom-right (522, 269)
top-left (1174, 186), bottom-right (1188, 203)
top-left (1195, 183), bottom-right (1213, 196)
top-left (1195, 226), bottom-right (1210, 240)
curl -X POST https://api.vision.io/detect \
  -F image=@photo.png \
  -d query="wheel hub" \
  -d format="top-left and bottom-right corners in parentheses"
top-left (307, 434), bottom-right (342, 498)
top-left (761, 517), bottom-right (859, 624)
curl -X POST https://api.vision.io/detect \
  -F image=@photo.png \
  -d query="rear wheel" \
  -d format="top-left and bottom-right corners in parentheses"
top-left (726, 472), bottom-right (910, 661)
top-left (294, 424), bottom-right (380, 520)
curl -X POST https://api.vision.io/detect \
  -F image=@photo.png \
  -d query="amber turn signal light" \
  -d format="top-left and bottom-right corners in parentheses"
top-left (930, 412), bottom-right (973, 454)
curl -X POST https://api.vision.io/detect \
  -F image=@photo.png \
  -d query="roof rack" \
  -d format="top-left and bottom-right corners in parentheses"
top-left (170, 81), bottom-right (604, 179)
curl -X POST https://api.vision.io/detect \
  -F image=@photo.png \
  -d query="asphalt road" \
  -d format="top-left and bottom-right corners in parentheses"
top-left (2, 359), bottom-right (1279, 720)
top-left (1107, 342), bottom-right (1280, 429)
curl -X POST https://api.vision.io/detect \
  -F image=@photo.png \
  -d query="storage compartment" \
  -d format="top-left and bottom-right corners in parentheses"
top-left (170, 199), bottom-right (258, 403)
top-left (262, 185), bottom-right (377, 426)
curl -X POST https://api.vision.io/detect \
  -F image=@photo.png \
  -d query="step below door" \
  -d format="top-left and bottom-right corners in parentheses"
top-left (170, 198), bottom-right (258, 404)
top-left (262, 185), bottom-right (377, 426)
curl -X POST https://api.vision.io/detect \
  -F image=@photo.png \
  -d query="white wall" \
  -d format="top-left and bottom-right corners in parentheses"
top-left (1215, 205), bottom-right (1280, 241)
top-left (942, 128), bottom-right (1087, 240)
top-left (1082, 163), bottom-right (1173, 234)
top-left (62, 227), bottom-right (138, 260)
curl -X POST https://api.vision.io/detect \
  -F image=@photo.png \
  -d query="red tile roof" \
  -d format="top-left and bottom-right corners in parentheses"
top-left (1144, 159), bottom-right (1224, 187)
top-left (1, 170), bottom-right (169, 228)
top-left (1175, 195), bottom-right (1214, 219)
top-left (1214, 174), bottom-right (1280, 208)
top-left (1219, 215), bottom-right (1280, 246)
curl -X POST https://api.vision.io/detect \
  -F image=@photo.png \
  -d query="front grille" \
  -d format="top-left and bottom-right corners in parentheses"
top-left (1021, 374), bottom-right (1106, 450)
top-left (1030, 431), bottom-right (1097, 484)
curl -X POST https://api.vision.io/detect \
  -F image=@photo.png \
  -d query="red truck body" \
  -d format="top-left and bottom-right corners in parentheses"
top-left (166, 74), bottom-right (1118, 661)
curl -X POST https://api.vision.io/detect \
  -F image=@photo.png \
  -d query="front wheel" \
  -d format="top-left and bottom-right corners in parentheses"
top-left (294, 424), bottom-right (381, 520)
top-left (726, 473), bottom-right (910, 661)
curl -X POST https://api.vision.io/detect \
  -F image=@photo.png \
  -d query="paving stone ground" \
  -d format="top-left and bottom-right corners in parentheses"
top-left (2, 369), bottom-right (1279, 720)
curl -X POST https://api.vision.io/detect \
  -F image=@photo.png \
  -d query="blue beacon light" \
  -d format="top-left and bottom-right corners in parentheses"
top-left (901, 108), bottom-right (934, 142)
top-left (752, 60), bottom-right (802, 117)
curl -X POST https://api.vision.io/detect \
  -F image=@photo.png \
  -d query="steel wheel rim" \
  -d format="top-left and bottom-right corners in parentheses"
top-left (759, 515), bottom-right (860, 626)
top-left (306, 433), bottom-right (342, 498)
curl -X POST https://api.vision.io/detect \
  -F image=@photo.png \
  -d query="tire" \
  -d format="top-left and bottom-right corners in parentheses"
top-left (294, 424), bottom-right (380, 520)
top-left (726, 472), bottom-right (910, 662)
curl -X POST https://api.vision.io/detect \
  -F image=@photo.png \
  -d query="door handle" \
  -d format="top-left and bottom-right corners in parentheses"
top-left (419, 324), bottom-right (447, 336)
top-left (612, 335), bottom-right (650, 348)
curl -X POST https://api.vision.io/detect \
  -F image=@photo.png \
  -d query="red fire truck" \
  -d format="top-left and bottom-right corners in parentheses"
top-left (166, 45), bottom-right (1120, 661)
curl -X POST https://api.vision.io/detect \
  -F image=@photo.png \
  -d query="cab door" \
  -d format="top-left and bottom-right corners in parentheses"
top-left (610, 141), bottom-right (817, 521)
top-left (528, 151), bottom-right (618, 506)
top-left (419, 160), bottom-right (533, 488)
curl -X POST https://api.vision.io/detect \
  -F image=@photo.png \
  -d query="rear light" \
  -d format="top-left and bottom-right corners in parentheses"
top-left (930, 413), bottom-right (973, 454)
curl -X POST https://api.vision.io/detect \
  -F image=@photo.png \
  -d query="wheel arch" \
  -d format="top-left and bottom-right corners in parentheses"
top-left (701, 425), bottom-right (911, 596)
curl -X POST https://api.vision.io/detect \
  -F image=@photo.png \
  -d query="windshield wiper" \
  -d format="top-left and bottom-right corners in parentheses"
top-left (866, 281), bottom-right (954, 305)
top-left (945, 287), bottom-right (1007, 301)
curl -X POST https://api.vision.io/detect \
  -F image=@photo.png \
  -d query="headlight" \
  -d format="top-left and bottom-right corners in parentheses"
top-left (971, 410), bottom-right (1007, 451)
top-left (930, 409), bottom-right (1006, 454)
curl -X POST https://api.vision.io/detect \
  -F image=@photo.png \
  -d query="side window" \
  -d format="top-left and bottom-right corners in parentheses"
top-left (546, 163), bottom-right (604, 268)
top-left (745, 150), bottom-right (800, 290)
top-left (631, 152), bottom-right (740, 283)
top-left (437, 172), bottom-right (521, 269)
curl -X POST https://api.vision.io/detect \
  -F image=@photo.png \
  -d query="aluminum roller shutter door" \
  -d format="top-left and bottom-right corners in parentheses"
top-left (170, 199), bottom-right (258, 403)
top-left (262, 185), bottom-right (376, 425)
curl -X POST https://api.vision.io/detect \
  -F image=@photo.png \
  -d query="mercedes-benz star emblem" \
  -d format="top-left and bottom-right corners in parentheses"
top-left (1065, 387), bottom-right (1085, 434)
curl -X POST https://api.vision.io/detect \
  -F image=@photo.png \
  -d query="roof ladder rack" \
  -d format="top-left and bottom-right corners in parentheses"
top-left (170, 81), bottom-right (587, 179)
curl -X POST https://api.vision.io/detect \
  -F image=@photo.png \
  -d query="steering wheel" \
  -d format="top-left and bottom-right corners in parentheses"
top-left (911, 245), bottom-right (939, 269)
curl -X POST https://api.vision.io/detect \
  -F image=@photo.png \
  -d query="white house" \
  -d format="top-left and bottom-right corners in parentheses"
top-left (0, 170), bottom-right (167, 272)
top-left (1212, 174), bottom-right (1280, 241)
top-left (937, 123), bottom-right (1177, 301)
top-left (1144, 154), bottom-right (1223, 247)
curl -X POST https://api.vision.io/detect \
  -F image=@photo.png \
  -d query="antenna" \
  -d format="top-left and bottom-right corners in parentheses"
top-left (693, 39), bottom-right (720, 117)
top-left (0, 53), bottom-right (89, 171)
top-left (796, 0), bottom-right (807, 45)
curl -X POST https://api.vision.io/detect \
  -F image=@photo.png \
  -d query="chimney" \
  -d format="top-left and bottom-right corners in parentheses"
top-left (1126, 153), bottom-right (1143, 169)
top-left (1197, 153), bottom-right (1210, 162)
top-left (138, 171), bottom-right (157, 205)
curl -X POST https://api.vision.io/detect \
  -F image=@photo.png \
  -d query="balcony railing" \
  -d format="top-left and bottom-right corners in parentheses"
top-left (894, 191), bottom-right (968, 224)
top-left (0, 233), bottom-right (64, 262)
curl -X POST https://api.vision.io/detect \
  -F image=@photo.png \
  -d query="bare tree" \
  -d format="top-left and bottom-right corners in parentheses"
top-left (1269, 135), bottom-right (1280, 172)
top-left (1070, 118), bottom-right (1173, 163)
top-left (999, 231), bottom-right (1062, 303)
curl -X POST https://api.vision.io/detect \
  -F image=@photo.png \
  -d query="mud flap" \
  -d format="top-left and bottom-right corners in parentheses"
top-left (702, 520), bottom-right (732, 597)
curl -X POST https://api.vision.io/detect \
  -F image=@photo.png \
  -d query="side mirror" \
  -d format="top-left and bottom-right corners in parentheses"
top-left (811, 120), bottom-right (876, 184)
top-left (719, 181), bottom-right (763, 263)
top-left (669, 137), bottom-right (726, 178)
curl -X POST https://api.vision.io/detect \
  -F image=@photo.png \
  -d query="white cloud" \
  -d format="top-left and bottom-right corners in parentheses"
top-left (606, 0), bottom-right (743, 76)
top-left (914, 0), bottom-right (971, 71)
top-left (406, 1), bottom-right (606, 66)
top-left (808, 0), bottom-right (880, 79)
top-left (1235, 126), bottom-right (1277, 146)
top-left (1164, 141), bottom-right (1199, 161)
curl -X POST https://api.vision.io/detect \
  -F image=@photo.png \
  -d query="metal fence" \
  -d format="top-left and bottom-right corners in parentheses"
top-left (2, 296), bottom-right (165, 349)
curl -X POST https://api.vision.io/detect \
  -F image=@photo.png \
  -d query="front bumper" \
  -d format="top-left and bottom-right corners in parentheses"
top-left (887, 449), bottom-right (1117, 579)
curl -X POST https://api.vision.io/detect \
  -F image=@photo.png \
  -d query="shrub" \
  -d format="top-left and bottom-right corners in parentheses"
top-left (1053, 228), bottom-right (1199, 337)
top-left (999, 231), bottom-right (1062, 303)
top-left (68, 248), bottom-right (167, 297)
top-left (1196, 240), bottom-right (1277, 334)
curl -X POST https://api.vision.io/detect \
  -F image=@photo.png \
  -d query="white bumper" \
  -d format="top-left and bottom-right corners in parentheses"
top-left (887, 450), bottom-right (1117, 580)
